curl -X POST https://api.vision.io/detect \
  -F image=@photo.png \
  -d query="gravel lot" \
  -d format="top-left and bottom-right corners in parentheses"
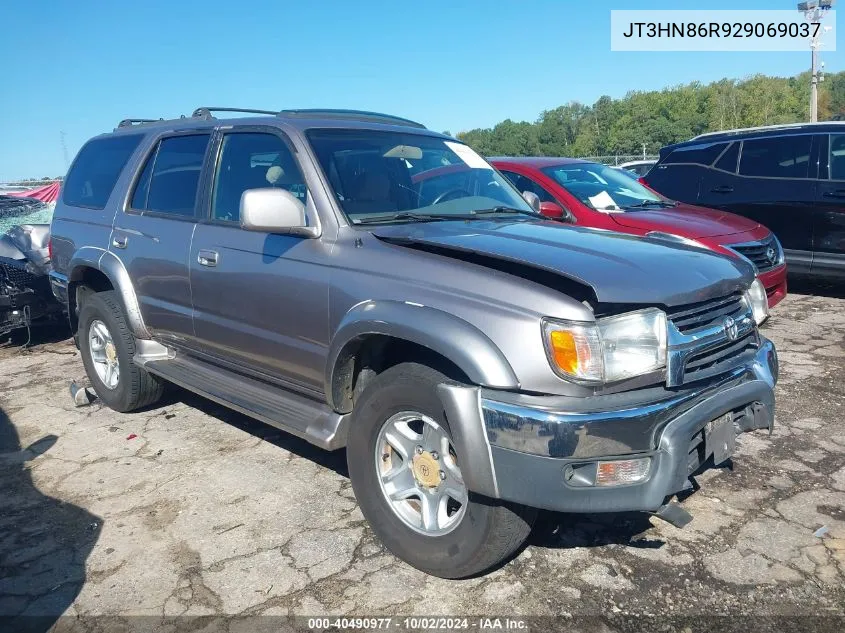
top-left (1, 282), bottom-right (844, 631)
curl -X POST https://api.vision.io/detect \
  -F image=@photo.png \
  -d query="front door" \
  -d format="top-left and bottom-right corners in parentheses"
top-left (189, 129), bottom-right (330, 394)
top-left (111, 132), bottom-right (211, 345)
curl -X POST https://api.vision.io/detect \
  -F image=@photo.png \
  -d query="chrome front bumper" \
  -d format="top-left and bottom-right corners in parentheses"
top-left (437, 339), bottom-right (777, 513)
top-left (482, 339), bottom-right (777, 459)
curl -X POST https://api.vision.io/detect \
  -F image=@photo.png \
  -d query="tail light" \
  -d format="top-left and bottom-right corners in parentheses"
top-left (638, 176), bottom-right (648, 185)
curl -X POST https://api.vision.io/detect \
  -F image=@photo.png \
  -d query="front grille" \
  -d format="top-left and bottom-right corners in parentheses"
top-left (0, 259), bottom-right (39, 289)
top-left (666, 292), bottom-right (748, 333)
top-left (682, 332), bottom-right (758, 383)
top-left (729, 235), bottom-right (780, 273)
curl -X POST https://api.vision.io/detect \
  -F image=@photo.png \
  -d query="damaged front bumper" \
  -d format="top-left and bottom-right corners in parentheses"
top-left (1, 259), bottom-right (59, 337)
top-left (438, 339), bottom-right (777, 515)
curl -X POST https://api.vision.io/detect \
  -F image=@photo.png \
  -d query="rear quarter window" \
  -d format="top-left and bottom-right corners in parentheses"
top-left (661, 142), bottom-right (727, 166)
top-left (63, 135), bottom-right (143, 209)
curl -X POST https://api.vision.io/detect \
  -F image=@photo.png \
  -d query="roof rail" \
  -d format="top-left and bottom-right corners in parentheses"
top-left (278, 109), bottom-right (426, 129)
top-left (117, 118), bottom-right (165, 128)
top-left (191, 107), bottom-right (279, 118)
top-left (692, 121), bottom-right (845, 140)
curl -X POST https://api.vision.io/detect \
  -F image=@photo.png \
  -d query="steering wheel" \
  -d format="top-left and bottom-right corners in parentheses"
top-left (432, 188), bottom-right (472, 205)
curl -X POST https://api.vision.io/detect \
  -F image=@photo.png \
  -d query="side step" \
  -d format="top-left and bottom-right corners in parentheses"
top-left (140, 355), bottom-right (348, 450)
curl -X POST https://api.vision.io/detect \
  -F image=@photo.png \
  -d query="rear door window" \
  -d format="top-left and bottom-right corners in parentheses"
top-left (738, 135), bottom-right (812, 179)
top-left (130, 134), bottom-right (211, 216)
top-left (63, 135), bottom-right (143, 209)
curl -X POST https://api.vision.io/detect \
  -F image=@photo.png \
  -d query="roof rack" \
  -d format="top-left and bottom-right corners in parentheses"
top-left (191, 107), bottom-right (279, 118)
top-left (693, 121), bottom-right (845, 141)
top-left (116, 107), bottom-right (427, 132)
top-left (278, 109), bottom-right (426, 129)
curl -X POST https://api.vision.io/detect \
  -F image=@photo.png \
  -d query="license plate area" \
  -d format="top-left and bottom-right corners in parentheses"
top-left (705, 413), bottom-right (736, 465)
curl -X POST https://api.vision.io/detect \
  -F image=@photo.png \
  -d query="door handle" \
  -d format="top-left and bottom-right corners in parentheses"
top-left (822, 190), bottom-right (845, 199)
top-left (112, 235), bottom-right (128, 249)
top-left (197, 249), bottom-right (219, 267)
top-left (710, 185), bottom-right (734, 194)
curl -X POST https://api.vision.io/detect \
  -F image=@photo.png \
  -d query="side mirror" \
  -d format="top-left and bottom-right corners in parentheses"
top-left (539, 201), bottom-right (565, 219)
top-left (521, 190), bottom-right (540, 212)
top-left (240, 188), bottom-right (315, 236)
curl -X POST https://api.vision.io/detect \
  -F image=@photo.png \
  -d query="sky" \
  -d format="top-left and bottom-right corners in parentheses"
top-left (1, 0), bottom-right (842, 181)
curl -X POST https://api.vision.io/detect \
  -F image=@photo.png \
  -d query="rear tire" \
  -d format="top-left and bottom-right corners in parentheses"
top-left (347, 362), bottom-right (535, 579)
top-left (78, 290), bottom-right (164, 412)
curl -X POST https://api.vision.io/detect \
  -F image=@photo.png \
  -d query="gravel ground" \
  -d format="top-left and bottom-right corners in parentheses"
top-left (1, 282), bottom-right (844, 632)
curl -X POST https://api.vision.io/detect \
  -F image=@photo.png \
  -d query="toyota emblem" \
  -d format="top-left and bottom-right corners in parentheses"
top-left (723, 315), bottom-right (739, 341)
top-left (765, 246), bottom-right (776, 264)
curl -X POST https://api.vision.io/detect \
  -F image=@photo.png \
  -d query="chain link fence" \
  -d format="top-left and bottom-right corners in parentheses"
top-left (576, 154), bottom-right (659, 166)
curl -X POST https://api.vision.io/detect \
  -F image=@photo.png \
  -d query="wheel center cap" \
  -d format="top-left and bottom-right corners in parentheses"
top-left (412, 452), bottom-right (440, 488)
top-left (105, 342), bottom-right (117, 363)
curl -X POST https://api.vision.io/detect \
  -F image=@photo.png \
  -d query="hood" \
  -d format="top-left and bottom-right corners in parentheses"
top-left (609, 204), bottom-right (759, 239)
top-left (372, 220), bottom-right (753, 306)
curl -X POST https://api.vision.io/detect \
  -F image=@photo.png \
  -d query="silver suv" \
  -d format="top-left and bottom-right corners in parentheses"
top-left (49, 107), bottom-right (778, 578)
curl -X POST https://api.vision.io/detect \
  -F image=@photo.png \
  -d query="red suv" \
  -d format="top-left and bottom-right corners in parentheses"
top-left (491, 157), bottom-right (787, 307)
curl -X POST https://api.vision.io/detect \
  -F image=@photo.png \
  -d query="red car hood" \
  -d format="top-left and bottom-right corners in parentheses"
top-left (610, 204), bottom-right (760, 239)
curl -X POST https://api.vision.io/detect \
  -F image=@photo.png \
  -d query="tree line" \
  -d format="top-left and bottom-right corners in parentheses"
top-left (454, 71), bottom-right (845, 158)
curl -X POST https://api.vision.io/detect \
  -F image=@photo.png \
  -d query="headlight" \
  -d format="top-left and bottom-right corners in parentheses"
top-left (745, 278), bottom-right (769, 325)
top-left (771, 235), bottom-right (785, 266)
top-left (542, 308), bottom-right (667, 384)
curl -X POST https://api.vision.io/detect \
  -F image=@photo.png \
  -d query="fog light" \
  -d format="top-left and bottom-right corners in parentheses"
top-left (595, 458), bottom-right (651, 487)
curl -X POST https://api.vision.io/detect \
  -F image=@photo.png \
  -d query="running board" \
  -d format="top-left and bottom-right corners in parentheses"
top-left (138, 354), bottom-right (348, 451)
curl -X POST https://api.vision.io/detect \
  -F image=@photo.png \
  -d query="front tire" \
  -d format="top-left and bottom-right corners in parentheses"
top-left (347, 362), bottom-right (535, 578)
top-left (77, 290), bottom-right (164, 412)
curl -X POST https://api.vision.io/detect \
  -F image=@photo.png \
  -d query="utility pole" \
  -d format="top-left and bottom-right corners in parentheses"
top-left (798, 1), bottom-right (834, 122)
top-left (60, 131), bottom-right (70, 171)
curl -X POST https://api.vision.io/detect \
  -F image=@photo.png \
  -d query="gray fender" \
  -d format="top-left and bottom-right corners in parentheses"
top-left (68, 248), bottom-right (150, 339)
top-left (326, 300), bottom-right (519, 410)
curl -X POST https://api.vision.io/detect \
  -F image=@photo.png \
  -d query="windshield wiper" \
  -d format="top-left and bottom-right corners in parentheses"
top-left (352, 206), bottom-right (558, 226)
top-left (473, 206), bottom-right (565, 222)
top-left (623, 200), bottom-right (677, 209)
top-left (352, 212), bottom-right (470, 225)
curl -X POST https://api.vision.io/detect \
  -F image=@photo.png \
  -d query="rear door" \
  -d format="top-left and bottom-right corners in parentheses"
top-left (189, 127), bottom-right (330, 394)
top-left (813, 133), bottom-right (845, 278)
top-left (700, 134), bottom-right (816, 274)
top-left (112, 132), bottom-right (211, 344)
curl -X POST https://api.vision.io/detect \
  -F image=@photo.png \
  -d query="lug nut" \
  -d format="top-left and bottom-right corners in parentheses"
top-left (439, 470), bottom-right (446, 481)
top-left (415, 446), bottom-right (423, 455)
top-left (431, 451), bottom-right (439, 460)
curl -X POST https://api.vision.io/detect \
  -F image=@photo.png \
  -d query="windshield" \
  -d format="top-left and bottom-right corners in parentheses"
top-left (306, 129), bottom-right (534, 223)
top-left (541, 163), bottom-right (665, 212)
top-left (0, 196), bottom-right (54, 234)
